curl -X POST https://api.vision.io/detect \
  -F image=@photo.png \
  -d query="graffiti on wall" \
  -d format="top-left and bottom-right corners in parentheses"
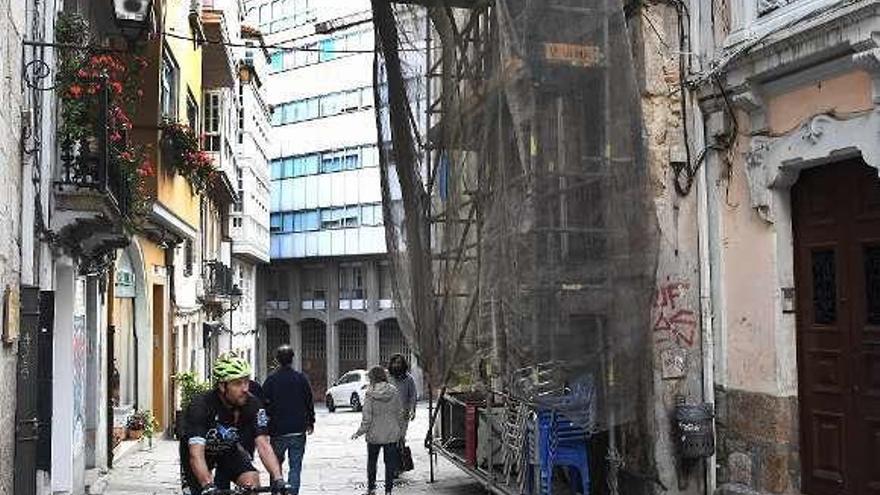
top-left (653, 280), bottom-right (697, 348)
top-left (72, 280), bottom-right (87, 453)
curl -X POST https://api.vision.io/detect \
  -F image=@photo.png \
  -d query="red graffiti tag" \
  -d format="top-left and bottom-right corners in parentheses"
top-left (653, 282), bottom-right (697, 348)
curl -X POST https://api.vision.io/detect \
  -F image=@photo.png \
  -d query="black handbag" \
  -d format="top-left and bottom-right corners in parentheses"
top-left (398, 445), bottom-right (415, 472)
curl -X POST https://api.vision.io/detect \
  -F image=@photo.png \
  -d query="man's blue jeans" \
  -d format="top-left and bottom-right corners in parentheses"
top-left (271, 433), bottom-right (307, 494)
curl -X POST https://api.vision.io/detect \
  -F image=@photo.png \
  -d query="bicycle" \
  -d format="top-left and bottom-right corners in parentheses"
top-left (202, 487), bottom-right (289, 495)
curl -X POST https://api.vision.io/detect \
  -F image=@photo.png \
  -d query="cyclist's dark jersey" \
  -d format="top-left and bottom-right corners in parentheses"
top-left (179, 390), bottom-right (269, 490)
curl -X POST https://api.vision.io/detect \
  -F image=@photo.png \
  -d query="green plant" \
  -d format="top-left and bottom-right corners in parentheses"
top-left (127, 410), bottom-right (158, 438)
top-left (175, 371), bottom-right (212, 410)
top-left (159, 119), bottom-right (218, 194)
top-left (55, 12), bottom-right (154, 221)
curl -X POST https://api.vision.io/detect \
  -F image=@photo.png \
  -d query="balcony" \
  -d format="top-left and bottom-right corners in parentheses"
top-left (52, 83), bottom-right (133, 265)
top-left (201, 0), bottom-right (237, 89)
top-left (201, 260), bottom-right (240, 303)
top-left (232, 216), bottom-right (271, 264)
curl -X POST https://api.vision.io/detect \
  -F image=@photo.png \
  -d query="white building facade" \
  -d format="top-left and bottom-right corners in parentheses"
top-left (229, 24), bottom-right (273, 368)
top-left (250, 0), bottom-right (419, 399)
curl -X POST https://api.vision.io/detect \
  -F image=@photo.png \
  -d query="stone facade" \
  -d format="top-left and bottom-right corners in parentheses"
top-left (715, 388), bottom-right (800, 494)
top-left (0, 0), bottom-right (26, 493)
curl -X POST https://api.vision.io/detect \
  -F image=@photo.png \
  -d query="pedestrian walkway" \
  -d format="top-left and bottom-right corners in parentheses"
top-left (99, 404), bottom-right (485, 494)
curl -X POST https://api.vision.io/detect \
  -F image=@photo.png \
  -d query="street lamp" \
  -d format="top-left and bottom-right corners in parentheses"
top-left (228, 284), bottom-right (243, 350)
top-left (111, 0), bottom-right (154, 44)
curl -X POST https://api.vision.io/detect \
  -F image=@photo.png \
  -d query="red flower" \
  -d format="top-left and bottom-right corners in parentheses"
top-left (137, 160), bottom-right (155, 177)
top-left (68, 84), bottom-right (83, 98)
top-left (110, 81), bottom-right (123, 95)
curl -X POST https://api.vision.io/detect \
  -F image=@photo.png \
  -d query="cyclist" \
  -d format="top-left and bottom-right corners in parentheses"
top-left (180, 354), bottom-right (291, 495)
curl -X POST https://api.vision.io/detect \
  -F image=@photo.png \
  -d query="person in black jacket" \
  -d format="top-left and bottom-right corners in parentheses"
top-left (262, 346), bottom-right (315, 495)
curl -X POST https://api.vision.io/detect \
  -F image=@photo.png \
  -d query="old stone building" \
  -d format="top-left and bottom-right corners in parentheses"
top-left (0, 2), bottom-right (26, 493)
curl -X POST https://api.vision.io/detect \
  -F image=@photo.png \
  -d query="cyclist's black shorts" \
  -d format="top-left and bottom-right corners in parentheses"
top-left (182, 446), bottom-right (258, 494)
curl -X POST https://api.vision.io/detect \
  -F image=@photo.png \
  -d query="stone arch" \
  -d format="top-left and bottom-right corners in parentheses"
top-left (744, 112), bottom-right (880, 223)
top-left (113, 239), bottom-right (151, 410)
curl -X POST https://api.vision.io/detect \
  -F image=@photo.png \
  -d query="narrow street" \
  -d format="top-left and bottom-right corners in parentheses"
top-left (98, 404), bottom-right (484, 494)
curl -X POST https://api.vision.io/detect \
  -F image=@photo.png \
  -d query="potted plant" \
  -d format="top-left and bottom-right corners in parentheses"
top-left (159, 119), bottom-right (218, 194)
top-left (174, 372), bottom-right (211, 437)
top-left (126, 410), bottom-right (157, 445)
top-left (126, 410), bottom-right (147, 440)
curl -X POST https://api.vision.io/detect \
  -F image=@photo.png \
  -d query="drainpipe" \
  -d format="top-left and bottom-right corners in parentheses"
top-left (697, 131), bottom-right (716, 495)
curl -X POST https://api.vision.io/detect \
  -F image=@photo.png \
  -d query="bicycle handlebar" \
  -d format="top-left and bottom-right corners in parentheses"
top-left (212, 487), bottom-right (279, 494)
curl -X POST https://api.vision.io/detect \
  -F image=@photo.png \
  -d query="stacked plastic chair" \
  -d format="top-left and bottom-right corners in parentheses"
top-left (525, 376), bottom-right (596, 495)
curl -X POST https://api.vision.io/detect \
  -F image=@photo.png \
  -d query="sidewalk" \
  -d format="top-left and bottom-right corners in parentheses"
top-left (99, 404), bottom-right (485, 494)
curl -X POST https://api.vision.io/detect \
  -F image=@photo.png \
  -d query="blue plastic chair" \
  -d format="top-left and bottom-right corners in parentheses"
top-left (527, 410), bottom-right (591, 495)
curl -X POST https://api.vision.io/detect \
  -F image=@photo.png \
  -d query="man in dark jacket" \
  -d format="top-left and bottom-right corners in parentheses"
top-left (262, 345), bottom-right (315, 495)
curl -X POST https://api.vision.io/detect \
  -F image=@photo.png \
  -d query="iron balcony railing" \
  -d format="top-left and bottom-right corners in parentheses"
top-left (202, 260), bottom-right (237, 297)
top-left (57, 80), bottom-right (131, 218)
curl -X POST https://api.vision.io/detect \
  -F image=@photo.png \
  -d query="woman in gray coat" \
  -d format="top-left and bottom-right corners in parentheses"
top-left (351, 366), bottom-right (407, 495)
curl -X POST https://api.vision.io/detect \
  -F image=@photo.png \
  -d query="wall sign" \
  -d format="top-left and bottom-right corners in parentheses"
top-left (543, 43), bottom-right (602, 67)
top-left (3, 285), bottom-right (20, 344)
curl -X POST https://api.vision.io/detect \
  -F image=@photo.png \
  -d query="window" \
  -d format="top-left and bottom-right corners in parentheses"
top-left (319, 38), bottom-right (336, 62)
top-left (320, 153), bottom-right (343, 174)
top-left (301, 266), bottom-right (326, 303)
top-left (270, 51), bottom-right (284, 72)
top-left (266, 269), bottom-right (289, 302)
top-left (186, 92), bottom-right (199, 135)
top-left (339, 265), bottom-right (365, 301)
top-left (272, 85), bottom-right (373, 126)
top-left (203, 92), bottom-right (222, 152)
top-left (270, 214), bottom-right (282, 233)
top-left (184, 239), bottom-right (193, 277)
top-left (341, 372), bottom-right (360, 384)
top-left (161, 51), bottom-right (179, 118)
top-left (271, 205), bottom-right (382, 233)
top-left (320, 208), bottom-right (343, 229)
top-left (259, 4), bottom-right (269, 26)
top-left (378, 263), bottom-right (393, 300)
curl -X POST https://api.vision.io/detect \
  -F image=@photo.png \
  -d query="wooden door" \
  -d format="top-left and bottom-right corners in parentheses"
top-left (793, 160), bottom-right (880, 495)
top-left (152, 284), bottom-right (165, 430)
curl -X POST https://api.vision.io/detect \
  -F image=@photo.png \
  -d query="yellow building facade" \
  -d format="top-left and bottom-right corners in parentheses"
top-left (113, 0), bottom-right (207, 434)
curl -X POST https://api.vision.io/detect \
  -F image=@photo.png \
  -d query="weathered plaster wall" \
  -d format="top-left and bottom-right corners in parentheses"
top-left (717, 139), bottom-right (779, 394)
top-left (0, 0), bottom-right (26, 493)
top-left (710, 129), bottom-right (801, 493)
top-left (635, 3), bottom-right (707, 493)
top-left (713, 67), bottom-right (876, 495)
top-left (767, 70), bottom-right (874, 134)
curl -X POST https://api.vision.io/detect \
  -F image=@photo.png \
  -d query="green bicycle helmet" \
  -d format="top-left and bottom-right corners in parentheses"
top-left (213, 354), bottom-right (252, 383)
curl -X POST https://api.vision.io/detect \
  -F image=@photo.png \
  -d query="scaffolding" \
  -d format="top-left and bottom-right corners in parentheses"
top-left (372, 0), bottom-right (659, 492)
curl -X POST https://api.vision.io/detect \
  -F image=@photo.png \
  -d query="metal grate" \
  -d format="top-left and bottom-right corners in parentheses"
top-left (812, 249), bottom-right (837, 325)
top-left (265, 318), bottom-right (290, 370)
top-left (379, 318), bottom-right (409, 365)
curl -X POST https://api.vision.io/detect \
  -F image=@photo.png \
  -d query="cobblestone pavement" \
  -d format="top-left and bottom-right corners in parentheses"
top-left (101, 404), bottom-right (486, 495)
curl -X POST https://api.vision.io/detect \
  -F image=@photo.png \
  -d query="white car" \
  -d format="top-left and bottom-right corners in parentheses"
top-left (325, 369), bottom-right (369, 413)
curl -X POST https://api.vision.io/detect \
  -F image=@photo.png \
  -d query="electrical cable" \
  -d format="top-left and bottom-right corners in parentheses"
top-left (161, 28), bottom-right (426, 54)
